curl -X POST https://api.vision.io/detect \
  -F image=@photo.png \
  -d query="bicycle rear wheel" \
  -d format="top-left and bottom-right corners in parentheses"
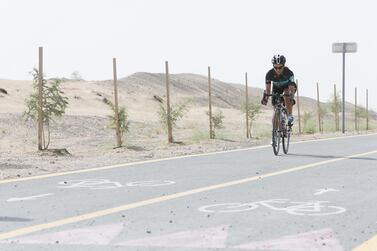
top-left (272, 110), bottom-right (280, 155)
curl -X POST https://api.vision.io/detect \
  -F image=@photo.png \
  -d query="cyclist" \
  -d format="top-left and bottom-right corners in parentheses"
top-left (261, 55), bottom-right (297, 125)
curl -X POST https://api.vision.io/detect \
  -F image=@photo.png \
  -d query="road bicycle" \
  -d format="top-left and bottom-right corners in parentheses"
top-left (265, 93), bottom-right (292, 155)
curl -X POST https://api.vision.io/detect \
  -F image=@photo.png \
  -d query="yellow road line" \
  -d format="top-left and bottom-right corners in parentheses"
top-left (1, 132), bottom-right (376, 185)
top-left (353, 235), bottom-right (377, 251)
top-left (0, 149), bottom-right (376, 241)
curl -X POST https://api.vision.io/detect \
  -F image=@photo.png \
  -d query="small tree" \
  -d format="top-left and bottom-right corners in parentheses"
top-left (356, 106), bottom-right (367, 119)
top-left (106, 100), bottom-right (130, 146)
top-left (23, 68), bottom-right (68, 149)
top-left (318, 104), bottom-right (327, 132)
top-left (329, 91), bottom-right (341, 131)
top-left (302, 111), bottom-right (316, 134)
top-left (241, 102), bottom-right (261, 137)
top-left (158, 99), bottom-right (191, 132)
top-left (355, 106), bottom-right (368, 130)
top-left (70, 70), bottom-right (83, 81)
top-left (206, 109), bottom-right (224, 138)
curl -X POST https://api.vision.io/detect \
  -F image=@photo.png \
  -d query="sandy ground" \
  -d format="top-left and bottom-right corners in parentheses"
top-left (1, 112), bottom-right (375, 181)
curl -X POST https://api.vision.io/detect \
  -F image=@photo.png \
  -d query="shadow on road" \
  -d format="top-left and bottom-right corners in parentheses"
top-left (286, 153), bottom-right (377, 161)
top-left (0, 216), bottom-right (32, 222)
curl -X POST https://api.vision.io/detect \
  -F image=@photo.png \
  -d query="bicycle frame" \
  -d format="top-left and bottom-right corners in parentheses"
top-left (265, 92), bottom-right (291, 155)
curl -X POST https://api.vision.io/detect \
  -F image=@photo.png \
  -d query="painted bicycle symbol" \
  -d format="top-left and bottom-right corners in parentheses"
top-left (198, 199), bottom-right (346, 216)
top-left (57, 179), bottom-right (123, 189)
top-left (57, 179), bottom-right (176, 189)
top-left (126, 180), bottom-right (175, 187)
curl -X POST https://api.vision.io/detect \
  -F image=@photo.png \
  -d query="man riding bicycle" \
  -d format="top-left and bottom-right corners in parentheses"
top-left (261, 55), bottom-right (297, 125)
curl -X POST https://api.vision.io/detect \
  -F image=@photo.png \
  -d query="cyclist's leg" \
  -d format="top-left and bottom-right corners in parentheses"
top-left (284, 84), bottom-right (296, 125)
top-left (283, 87), bottom-right (293, 114)
top-left (271, 86), bottom-right (282, 129)
top-left (288, 83), bottom-right (297, 105)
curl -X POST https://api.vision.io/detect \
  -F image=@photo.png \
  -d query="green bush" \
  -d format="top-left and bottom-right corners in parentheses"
top-left (206, 109), bottom-right (224, 139)
top-left (106, 100), bottom-right (130, 146)
top-left (241, 101), bottom-right (261, 137)
top-left (302, 112), bottom-right (317, 134)
top-left (23, 69), bottom-right (68, 149)
top-left (158, 99), bottom-right (191, 131)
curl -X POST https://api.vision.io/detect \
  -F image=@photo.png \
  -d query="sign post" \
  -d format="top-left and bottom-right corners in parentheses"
top-left (332, 42), bottom-right (357, 133)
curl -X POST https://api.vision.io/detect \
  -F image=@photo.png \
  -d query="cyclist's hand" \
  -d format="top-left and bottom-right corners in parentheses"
top-left (261, 97), bottom-right (268, 105)
top-left (261, 92), bottom-right (268, 105)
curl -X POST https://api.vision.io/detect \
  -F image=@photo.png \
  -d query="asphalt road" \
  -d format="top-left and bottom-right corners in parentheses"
top-left (1, 133), bottom-right (377, 251)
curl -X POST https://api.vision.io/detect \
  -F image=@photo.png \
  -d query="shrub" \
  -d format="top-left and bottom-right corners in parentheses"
top-left (23, 69), bottom-right (68, 149)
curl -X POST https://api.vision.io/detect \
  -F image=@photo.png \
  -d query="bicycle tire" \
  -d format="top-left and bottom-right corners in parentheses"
top-left (198, 203), bottom-right (258, 213)
top-left (272, 109), bottom-right (280, 155)
top-left (282, 111), bottom-right (290, 154)
top-left (282, 130), bottom-right (290, 154)
top-left (286, 205), bottom-right (346, 216)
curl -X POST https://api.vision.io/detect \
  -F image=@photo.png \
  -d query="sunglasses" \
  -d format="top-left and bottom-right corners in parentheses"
top-left (274, 65), bottom-right (284, 70)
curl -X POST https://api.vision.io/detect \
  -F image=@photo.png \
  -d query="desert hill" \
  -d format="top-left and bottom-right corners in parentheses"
top-left (0, 72), bottom-right (375, 127)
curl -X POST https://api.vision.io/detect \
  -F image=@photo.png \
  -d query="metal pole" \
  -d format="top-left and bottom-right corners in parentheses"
top-left (245, 72), bottom-right (249, 138)
top-left (296, 79), bottom-right (301, 134)
top-left (316, 82), bottom-right (321, 133)
top-left (165, 61), bottom-right (173, 143)
top-left (38, 47), bottom-right (44, 150)
top-left (113, 58), bottom-right (122, 147)
top-left (208, 66), bottom-right (213, 139)
top-left (342, 45), bottom-right (346, 133)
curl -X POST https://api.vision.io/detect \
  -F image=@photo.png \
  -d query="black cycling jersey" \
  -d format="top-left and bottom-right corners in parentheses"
top-left (265, 67), bottom-right (296, 93)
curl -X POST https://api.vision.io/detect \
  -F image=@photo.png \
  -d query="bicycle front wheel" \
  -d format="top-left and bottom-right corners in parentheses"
top-left (272, 110), bottom-right (280, 155)
top-left (282, 128), bottom-right (290, 154)
top-left (282, 111), bottom-right (290, 154)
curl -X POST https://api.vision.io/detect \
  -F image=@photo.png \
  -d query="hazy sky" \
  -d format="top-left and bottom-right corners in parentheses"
top-left (1, 0), bottom-right (376, 110)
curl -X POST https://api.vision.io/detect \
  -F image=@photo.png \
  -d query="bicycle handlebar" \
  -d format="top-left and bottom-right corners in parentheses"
top-left (264, 93), bottom-right (291, 97)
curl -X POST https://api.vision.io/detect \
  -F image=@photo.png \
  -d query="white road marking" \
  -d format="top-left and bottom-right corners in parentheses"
top-left (198, 199), bottom-right (346, 216)
top-left (126, 180), bottom-right (175, 187)
top-left (57, 179), bottom-right (123, 189)
top-left (314, 188), bottom-right (339, 195)
top-left (7, 193), bottom-right (53, 202)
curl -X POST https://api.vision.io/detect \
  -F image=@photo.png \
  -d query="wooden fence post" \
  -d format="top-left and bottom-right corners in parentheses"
top-left (354, 87), bottom-right (357, 131)
top-left (245, 72), bottom-right (250, 138)
top-left (165, 61), bottom-right (173, 143)
top-left (296, 79), bottom-right (301, 134)
top-left (208, 66), bottom-right (214, 139)
top-left (366, 89), bottom-right (369, 130)
top-left (113, 58), bottom-right (122, 147)
top-left (316, 82), bottom-right (322, 133)
top-left (334, 84), bottom-right (339, 131)
top-left (38, 47), bottom-right (44, 150)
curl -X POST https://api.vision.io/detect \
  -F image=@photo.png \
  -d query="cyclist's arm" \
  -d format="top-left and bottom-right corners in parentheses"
top-left (261, 70), bottom-right (274, 105)
top-left (265, 70), bottom-right (273, 94)
top-left (265, 80), bottom-right (272, 94)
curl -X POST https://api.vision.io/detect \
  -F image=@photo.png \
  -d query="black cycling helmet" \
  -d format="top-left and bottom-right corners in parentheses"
top-left (271, 55), bottom-right (286, 65)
